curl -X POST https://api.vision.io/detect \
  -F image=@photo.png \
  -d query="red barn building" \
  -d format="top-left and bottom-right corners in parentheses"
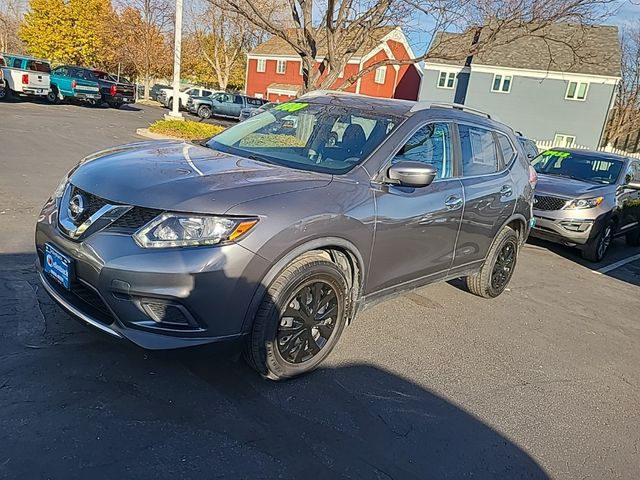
top-left (245, 27), bottom-right (422, 102)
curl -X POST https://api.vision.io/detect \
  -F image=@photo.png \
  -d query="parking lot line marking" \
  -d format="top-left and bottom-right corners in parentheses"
top-left (594, 253), bottom-right (640, 275)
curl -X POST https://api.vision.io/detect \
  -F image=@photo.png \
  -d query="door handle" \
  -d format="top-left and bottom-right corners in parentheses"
top-left (500, 185), bottom-right (513, 197)
top-left (445, 195), bottom-right (463, 210)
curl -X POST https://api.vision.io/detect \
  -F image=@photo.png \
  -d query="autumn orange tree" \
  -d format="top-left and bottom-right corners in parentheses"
top-left (110, 0), bottom-right (173, 97)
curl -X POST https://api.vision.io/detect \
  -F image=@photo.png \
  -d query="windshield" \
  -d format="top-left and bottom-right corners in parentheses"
top-left (532, 150), bottom-right (623, 185)
top-left (206, 102), bottom-right (403, 174)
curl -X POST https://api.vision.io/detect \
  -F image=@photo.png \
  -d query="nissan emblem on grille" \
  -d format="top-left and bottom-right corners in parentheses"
top-left (68, 193), bottom-right (86, 223)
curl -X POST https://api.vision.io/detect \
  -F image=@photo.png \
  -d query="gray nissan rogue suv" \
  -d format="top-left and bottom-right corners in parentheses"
top-left (530, 148), bottom-right (640, 262)
top-left (36, 93), bottom-right (535, 379)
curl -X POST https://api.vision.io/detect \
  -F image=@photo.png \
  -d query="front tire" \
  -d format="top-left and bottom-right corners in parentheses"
top-left (197, 105), bottom-right (212, 119)
top-left (245, 253), bottom-right (349, 380)
top-left (466, 226), bottom-right (519, 298)
top-left (582, 220), bottom-right (614, 262)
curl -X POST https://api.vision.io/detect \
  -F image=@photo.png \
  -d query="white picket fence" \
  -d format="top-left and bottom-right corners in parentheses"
top-left (535, 139), bottom-right (640, 159)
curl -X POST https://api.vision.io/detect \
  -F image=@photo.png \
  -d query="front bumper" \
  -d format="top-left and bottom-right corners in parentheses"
top-left (530, 210), bottom-right (607, 246)
top-left (35, 200), bottom-right (270, 350)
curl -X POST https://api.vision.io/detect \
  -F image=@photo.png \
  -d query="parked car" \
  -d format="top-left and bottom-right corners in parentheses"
top-left (516, 132), bottom-right (539, 159)
top-left (239, 101), bottom-right (277, 121)
top-left (157, 85), bottom-right (216, 110)
top-left (188, 92), bottom-right (266, 120)
top-left (35, 93), bottom-right (534, 380)
top-left (93, 71), bottom-right (136, 108)
top-left (47, 66), bottom-right (102, 105)
top-left (530, 148), bottom-right (640, 261)
top-left (0, 52), bottom-right (51, 100)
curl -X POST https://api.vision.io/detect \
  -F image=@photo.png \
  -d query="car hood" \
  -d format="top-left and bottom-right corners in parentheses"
top-left (69, 140), bottom-right (332, 213)
top-left (535, 173), bottom-right (616, 198)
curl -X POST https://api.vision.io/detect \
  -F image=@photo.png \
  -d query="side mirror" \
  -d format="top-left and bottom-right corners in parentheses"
top-left (387, 161), bottom-right (437, 188)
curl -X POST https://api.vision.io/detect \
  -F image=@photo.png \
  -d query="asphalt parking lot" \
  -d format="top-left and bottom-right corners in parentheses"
top-left (1, 100), bottom-right (639, 479)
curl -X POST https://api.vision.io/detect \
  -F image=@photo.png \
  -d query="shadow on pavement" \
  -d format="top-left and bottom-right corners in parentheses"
top-left (0, 252), bottom-right (548, 479)
top-left (526, 236), bottom-right (640, 287)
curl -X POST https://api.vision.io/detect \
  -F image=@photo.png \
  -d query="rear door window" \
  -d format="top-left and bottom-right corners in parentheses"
top-left (202, 89), bottom-right (213, 97)
top-left (234, 95), bottom-right (244, 104)
top-left (394, 123), bottom-right (454, 179)
top-left (459, 124), bottom-right (500, 176)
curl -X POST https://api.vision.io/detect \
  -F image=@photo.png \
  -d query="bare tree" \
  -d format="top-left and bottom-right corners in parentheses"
top-left (605, 25), bottom-right (640, 151)
top-left (184, 0), bottom-right (269, 90)
top-left (0, 0), bottom-right (25, 53)
top-left (215, 0), bottom-right (618, 93)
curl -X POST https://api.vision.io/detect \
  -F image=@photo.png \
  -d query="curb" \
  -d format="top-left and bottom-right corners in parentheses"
top-left (135, 128), bottom-right (183, 141)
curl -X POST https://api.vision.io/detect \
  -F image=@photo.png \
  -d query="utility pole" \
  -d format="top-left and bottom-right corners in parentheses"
top-left (166, 0), bottom-right (184, 120)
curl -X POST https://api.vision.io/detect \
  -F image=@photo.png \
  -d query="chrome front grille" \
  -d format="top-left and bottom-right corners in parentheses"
top-left (533, 195), bottom-right (567, 211)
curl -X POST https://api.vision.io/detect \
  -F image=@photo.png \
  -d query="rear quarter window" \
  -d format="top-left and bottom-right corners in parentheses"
top-left (26, 60), bottom-right (51, 73)
top-left (497, 133), bottom-right (516, 164)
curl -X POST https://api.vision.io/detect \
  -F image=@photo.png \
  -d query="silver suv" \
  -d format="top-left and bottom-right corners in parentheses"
top-left (530, 148), bottom-right (640, 261)
top-left (36, 93), bottom-right (535, 379)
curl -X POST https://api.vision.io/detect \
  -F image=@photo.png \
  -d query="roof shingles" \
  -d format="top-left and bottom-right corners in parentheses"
top-left (427, 23), bottom-right (621, 78)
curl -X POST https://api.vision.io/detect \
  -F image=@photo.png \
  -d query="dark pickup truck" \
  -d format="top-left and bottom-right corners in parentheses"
top-left (93, 70), bottom-right (136, 108)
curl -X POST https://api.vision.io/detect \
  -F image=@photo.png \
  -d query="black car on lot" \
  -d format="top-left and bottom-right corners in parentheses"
top-left (93, 71), bottom-right (136, 108)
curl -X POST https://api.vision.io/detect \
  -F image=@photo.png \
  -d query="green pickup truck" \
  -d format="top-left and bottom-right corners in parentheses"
top-left (47, 66), bottom-right (102, 104)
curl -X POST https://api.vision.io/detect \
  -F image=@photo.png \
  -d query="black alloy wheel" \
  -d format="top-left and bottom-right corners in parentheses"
top-left (597, 224), bottom-right (613, 260)
top-left (490, 239), bottom-right (517, 291)
top-left (277, 280), bottom-right (338, 364)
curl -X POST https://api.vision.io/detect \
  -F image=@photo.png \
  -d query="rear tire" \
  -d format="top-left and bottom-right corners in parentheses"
top-left (625, 226), bottom-right (640, 247)
top-left (582, 220), bottom-right (614, 262)
top-left (245, 253), bottom-right (349, 380)
top-left (197, 105), bottom-right (212, 119)
top-left (46, 88), bottom-right (58, 104)
top-left (466, 226), bottom-right (519, 298)
top-left (0, 81), bottom-right (8, 101)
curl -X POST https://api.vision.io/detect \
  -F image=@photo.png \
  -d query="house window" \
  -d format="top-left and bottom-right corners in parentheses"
top-left (256, 58), bottom-right (266, 73)
top-left (276, 59), bottom-right (286, 74)
top-left (554, 134), bottom-right (576, 148)
top-left (491, 74), bottom-right (512, 93)
top-left (437, 71), bottom-right (456, 89)
top-left (566, 81), bottom-right (588, 101)
top-left (374, 66), bottom-right (386, 84)
top-left (255, 93), bottom-right (263, 99)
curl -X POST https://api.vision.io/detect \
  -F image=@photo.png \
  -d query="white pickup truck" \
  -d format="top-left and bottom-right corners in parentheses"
top-left (156, 85), bottom-right (217, 110)
top-left (0, 53), bottom-right (51, 100)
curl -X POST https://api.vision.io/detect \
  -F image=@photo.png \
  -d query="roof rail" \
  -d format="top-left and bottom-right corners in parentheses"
top-left (410, 101), bottom-right (493, 120)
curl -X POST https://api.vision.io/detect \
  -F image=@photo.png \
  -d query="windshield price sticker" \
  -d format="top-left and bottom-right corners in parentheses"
top-left (545, 150), bottom-right (571, 158)
top-left (274, 102), bottom-right (308, 113)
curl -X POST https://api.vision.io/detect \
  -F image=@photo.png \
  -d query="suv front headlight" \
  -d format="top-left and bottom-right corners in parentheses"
top-left (564, 197), bottom-right (604, 210)
top-left (134, 213), bottom-right (258, 248)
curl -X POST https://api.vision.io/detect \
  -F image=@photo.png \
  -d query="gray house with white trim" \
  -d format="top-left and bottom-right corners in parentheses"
top-left (419, 24), bottom-right (621, 149)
